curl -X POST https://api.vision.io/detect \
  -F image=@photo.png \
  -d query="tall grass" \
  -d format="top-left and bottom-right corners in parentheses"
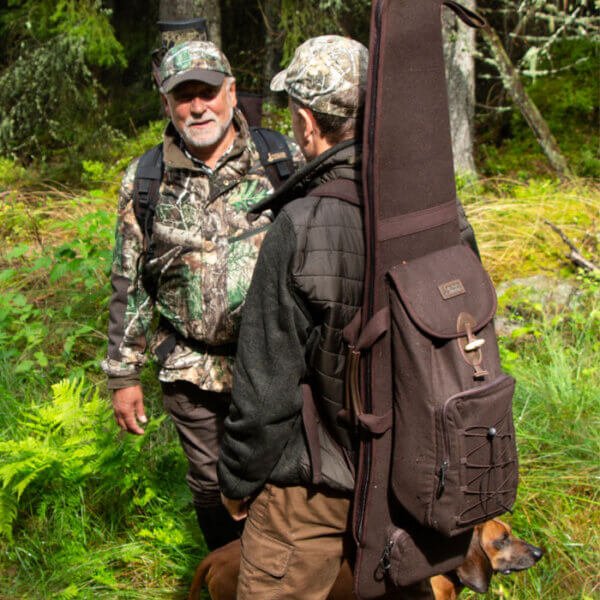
top-left (468, 278), bottom-right (600, 600)
top-left (459, 177), bottom-right (600, 284)
top-left (0, 147), bottom-right (598, 598)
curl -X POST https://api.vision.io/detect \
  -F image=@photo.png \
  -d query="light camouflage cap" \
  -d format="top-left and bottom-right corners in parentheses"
top-left (160, 41), bottom-right (232, 94)
top-left (271, 35), bottom-right (368, 118)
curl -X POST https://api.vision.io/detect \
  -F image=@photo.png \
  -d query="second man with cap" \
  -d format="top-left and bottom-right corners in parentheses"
top-left (218, 35), bottom-right (368, 599)
top-left (102, 40), bottom-right (302, 551)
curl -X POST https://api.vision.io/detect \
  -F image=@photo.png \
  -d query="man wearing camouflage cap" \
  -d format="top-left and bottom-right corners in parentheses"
top-left (218, 33), bottom-right (480, 599)
top-left (218, 35), bottom-right (368, 599)
top-left (102, 40), bottom-right (302, 552)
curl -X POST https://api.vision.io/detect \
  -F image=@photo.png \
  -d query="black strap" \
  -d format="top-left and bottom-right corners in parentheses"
top-left (155, 317), bottom-right (237, 363)
top-left (442, 1), bottom-right (486, 28)
top-left (133, 129), bottom-right (294, 244)
top-left (301, 384), bottom-right (323, 485)
top-left (250, 127), bottom-right (294, 188)
top-left (133, 143), bottom-right (164, 248)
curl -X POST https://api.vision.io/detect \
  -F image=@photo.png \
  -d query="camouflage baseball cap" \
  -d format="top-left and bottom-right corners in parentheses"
top-left (270, 35), bottom-right (368, 118)
top-left (160, 41), bottom-right (232, 94)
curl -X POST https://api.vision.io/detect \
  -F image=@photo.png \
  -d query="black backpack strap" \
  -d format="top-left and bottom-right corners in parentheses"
top-left (133, 143), bottom-right (164, 248)
top-left (250, 127), bottom-right (294, 189)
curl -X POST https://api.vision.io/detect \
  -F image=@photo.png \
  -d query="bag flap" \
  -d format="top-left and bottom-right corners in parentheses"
top-left (388, 245), bottom-right (497, 339)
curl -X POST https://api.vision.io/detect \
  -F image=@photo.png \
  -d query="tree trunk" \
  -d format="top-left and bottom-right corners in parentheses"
top-left (443, 0), bottom-right (477, 176)
top-left (159, 0), bottom-right (221, 48)
top-left (481, 23), bottom-right (573, 179)
top-left (262, 0), bottom-right (284, 106)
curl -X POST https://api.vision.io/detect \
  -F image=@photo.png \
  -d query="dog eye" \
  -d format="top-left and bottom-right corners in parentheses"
top-left (493, 533), bottom-right (510, 550)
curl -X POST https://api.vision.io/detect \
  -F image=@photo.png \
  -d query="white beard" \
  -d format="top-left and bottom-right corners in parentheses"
top-left (178, 106), bottom-right (234, 151)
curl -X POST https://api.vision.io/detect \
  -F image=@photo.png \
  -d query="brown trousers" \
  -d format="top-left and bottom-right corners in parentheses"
top-left (236, 484), bottom-right (436, 600)
top-left (161, 380), bottom-right (230, 507)
top-left (237, 484), bottom-right (352, 600)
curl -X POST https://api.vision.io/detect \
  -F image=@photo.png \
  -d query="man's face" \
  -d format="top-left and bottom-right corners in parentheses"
top-left (165, 79), bottom-right (237, 157)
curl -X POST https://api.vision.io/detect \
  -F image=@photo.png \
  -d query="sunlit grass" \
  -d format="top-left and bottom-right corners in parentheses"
top-left (0, 155), bottom-right (598, 598)
top-left (460, 177), bottom-right (600, 284)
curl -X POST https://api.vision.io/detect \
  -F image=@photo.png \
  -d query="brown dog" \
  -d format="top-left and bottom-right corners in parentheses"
top-left (189, 518), bottom-right (543, 600)
top-left (430, 519), bottom-right (544, 599)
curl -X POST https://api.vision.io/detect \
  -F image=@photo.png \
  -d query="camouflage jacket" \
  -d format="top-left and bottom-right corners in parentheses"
top-left (102, 109), bottom-right (303, 392)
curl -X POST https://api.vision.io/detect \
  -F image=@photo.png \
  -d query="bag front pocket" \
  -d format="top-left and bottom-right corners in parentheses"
top-left (382, 525), bottom-right (471, 587)
top-left (431, 373), bottom-right (518, 536)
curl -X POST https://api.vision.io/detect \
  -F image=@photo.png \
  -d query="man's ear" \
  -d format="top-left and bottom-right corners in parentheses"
top-left (227, 78), bottom-right (238, 108)
top-left (297, 106), bottom-right (317, 145)
top-left (161, 94), bottom-right (171, 119)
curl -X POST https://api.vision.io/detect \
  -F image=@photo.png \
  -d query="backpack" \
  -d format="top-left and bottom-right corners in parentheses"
top-left (132, 127), bottom-right (295, 252)
top-left (322, 2), bottom-right (519, 597)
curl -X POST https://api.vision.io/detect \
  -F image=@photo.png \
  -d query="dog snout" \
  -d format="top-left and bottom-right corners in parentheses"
top-left (527, 543), bottom-right (544, 562)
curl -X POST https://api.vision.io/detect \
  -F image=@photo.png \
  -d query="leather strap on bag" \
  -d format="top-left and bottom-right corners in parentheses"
top-left (310, 179), bottom-right (363, 207)
top-left (301, 383), bottom-right (323, 485)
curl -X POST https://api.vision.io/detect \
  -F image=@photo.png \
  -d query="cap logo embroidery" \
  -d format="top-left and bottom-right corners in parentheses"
top-left (438, 280), bottom-right (466, 300)
top-left (174, 48), bottom-right (191, 70)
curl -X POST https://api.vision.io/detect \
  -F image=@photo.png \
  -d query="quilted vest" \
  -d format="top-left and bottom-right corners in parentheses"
top-left (283, 184), bottom-right (364, 450)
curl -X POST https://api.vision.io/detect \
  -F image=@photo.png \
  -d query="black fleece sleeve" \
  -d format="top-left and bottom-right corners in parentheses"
top-left (456, 197), bottom-right (481, 259)
top-left (218, 212), bottom-right (311, 499)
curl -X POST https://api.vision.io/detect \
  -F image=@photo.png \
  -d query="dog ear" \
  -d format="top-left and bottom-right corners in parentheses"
top-left (457, 527), bottom-right (493, 593)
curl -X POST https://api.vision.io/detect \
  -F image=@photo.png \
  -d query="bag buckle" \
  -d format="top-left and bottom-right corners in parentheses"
top-left (457, 312), bottom-right (488, 378)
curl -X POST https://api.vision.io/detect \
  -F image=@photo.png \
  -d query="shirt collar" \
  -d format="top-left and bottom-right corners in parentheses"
top-left (178, 138), bottom-right (235, 175)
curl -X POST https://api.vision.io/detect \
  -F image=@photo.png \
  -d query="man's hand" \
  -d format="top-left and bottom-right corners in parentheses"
top-left (221, 493), bottom-right (249, 521)
top-left (112, 385), bottom-right (147, 435)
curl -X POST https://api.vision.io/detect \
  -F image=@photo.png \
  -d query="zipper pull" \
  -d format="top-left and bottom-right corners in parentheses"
top-left (437, 460), bottom-right (449, 497)
top-left (377, 539), bottom-right (394, 574)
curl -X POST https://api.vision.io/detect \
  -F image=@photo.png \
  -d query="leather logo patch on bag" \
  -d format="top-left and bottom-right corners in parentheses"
top-left (438, 279), bottom-right (466, 299)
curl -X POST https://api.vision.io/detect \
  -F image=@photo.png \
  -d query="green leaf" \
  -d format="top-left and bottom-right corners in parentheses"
top-left (34, 351), bottom-right (48, 368)
top-left (6, 244), bottom-right (30, 259)
top-left (0, 269), bottom-right (16, 283)
top-left (14, 360), bottom-right (35, 373)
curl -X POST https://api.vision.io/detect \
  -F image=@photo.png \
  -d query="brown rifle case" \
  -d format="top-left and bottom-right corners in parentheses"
top-left (350, 1), bottom-right (518, 598)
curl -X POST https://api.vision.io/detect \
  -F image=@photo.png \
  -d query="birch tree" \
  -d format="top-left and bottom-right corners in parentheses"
top-left (443, 0), bottom-right (478, 176)
top-left (477, 0), bottom-right (599, 178)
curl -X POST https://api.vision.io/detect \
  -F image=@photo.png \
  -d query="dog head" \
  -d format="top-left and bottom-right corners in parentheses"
top-left (457, 519), bottom-right (544, 593)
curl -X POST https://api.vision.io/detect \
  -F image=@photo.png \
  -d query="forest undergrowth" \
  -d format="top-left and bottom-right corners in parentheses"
top-left (0, 125), bottom-right (598, 599)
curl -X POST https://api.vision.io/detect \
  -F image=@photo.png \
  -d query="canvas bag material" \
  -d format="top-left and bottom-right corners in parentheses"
top-left (346, 1), bottom-right (519, 597)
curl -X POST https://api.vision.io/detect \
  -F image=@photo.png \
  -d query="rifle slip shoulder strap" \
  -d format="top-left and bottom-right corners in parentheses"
top-left (309, 178), bottom-right (362, 206)
top-left (250, 127), bottom-right (294, 188)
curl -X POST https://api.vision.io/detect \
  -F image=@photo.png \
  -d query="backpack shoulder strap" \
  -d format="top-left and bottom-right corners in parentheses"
top-left (310, 178), bottom-right (363, 206)
top-left (133, 143), bottom-right (164, 247)
top-left (250, 127), bottom-right (294, 189)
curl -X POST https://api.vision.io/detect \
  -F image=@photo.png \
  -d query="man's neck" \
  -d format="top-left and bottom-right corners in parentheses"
top-left (184, 122), bottom-right (237, 170)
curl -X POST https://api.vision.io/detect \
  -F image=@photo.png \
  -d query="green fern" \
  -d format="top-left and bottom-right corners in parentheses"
top-left (0, 377), bottom-right (165, 541)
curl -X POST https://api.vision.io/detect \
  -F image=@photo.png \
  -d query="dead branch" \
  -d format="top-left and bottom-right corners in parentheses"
top-left (544, 219), bottom-right (600, 273)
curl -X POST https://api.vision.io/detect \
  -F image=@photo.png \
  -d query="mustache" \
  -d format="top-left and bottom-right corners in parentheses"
top-left (185, 116), bottom-right (217, 126)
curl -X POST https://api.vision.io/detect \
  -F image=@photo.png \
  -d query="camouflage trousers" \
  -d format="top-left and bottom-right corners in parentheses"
top-left (161, 380), bottom-right (230, 507)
